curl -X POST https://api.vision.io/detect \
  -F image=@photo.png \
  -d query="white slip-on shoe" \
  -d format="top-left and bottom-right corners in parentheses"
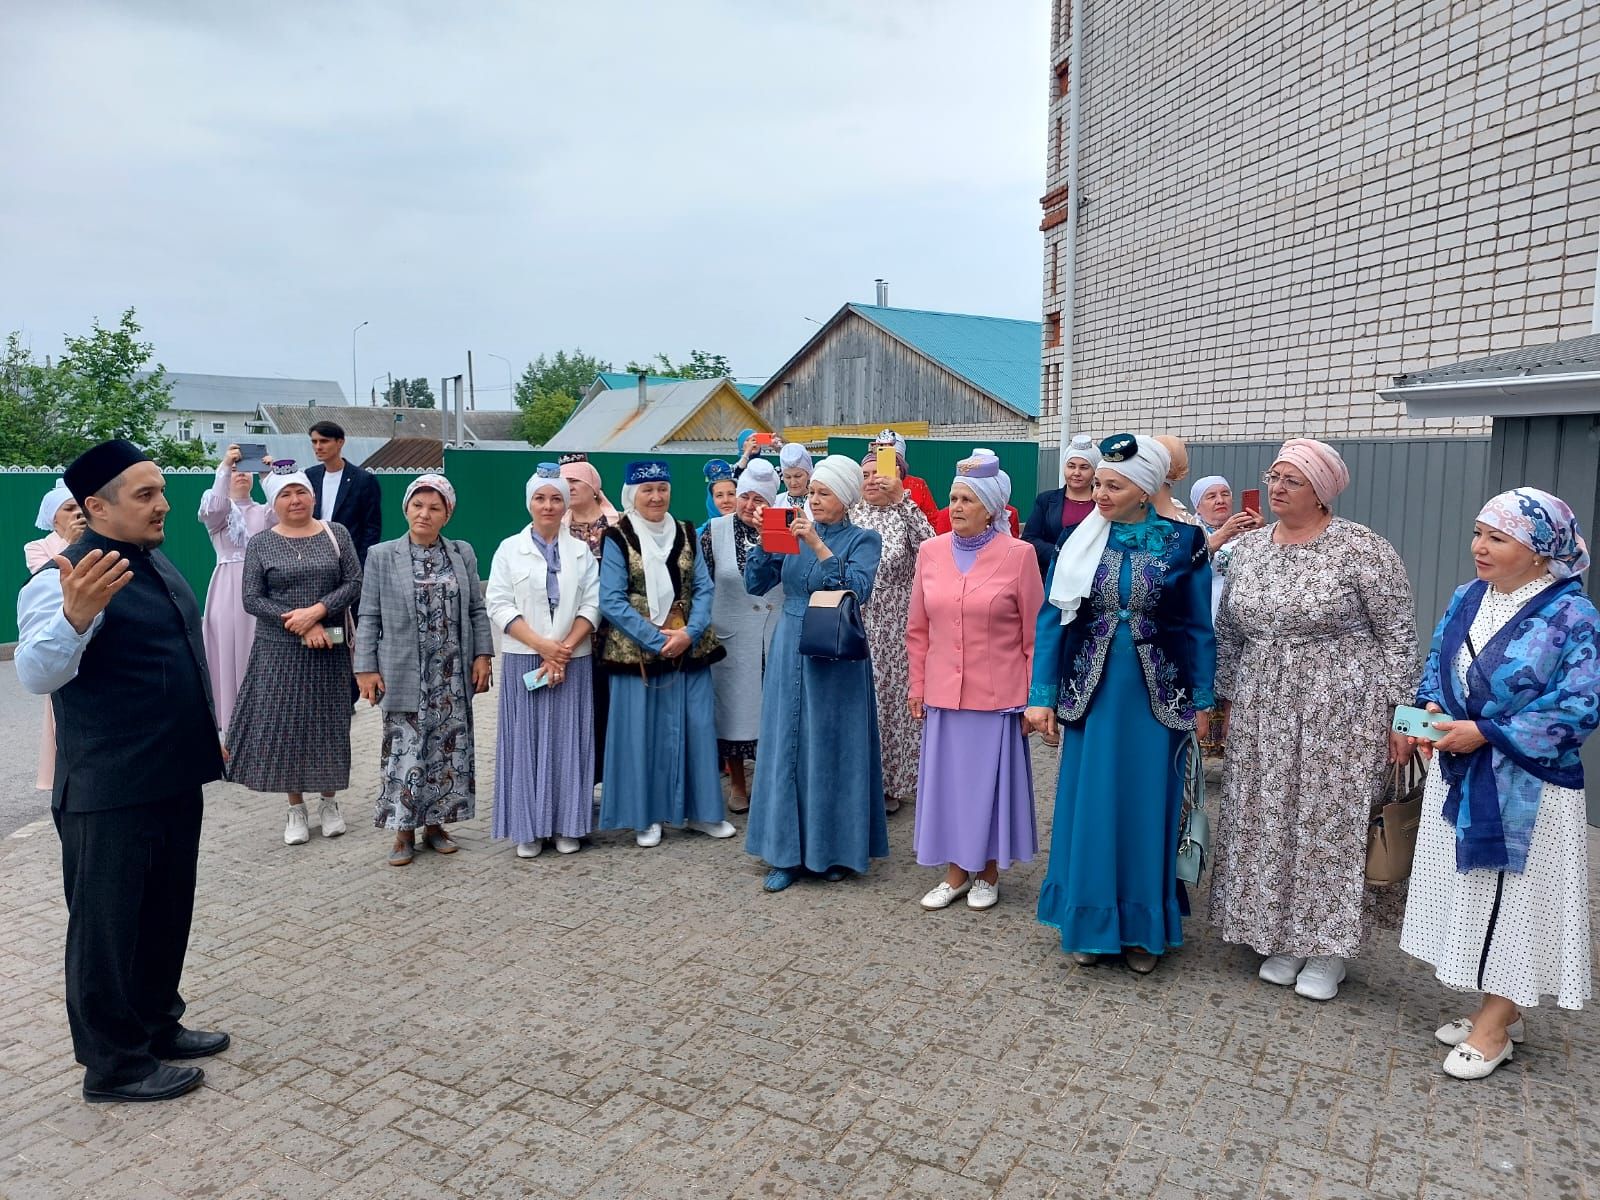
top-left (920, 880), bottom-right (972, 910)
top-left (319, 798), bottom-right (346, 838)
top-left (967, 879), bottom-right (999, 910)
top-left (1258, 954), bottom-right (1307, 986)
top-left (1436, 1016), bottom-right (1525, 1047)
top-left (1443, 1038), bottom-right (1514, 1080)
top-left (554, 836), bottom-right (582, 854)
top-left (686, 820), bottom-right (736, 839)
top-left (1293, 955), bottom-right (1347, 1001)
top-left (516, 840), bottom-right (543, 859)
top-left (283, 805), bottom-right (310, 846)
top-left (635, 823), bottom-right (662, 848)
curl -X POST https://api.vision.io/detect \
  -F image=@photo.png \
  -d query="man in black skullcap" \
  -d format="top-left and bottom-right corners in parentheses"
top-left (15, 439), bottom-right (229, 1103)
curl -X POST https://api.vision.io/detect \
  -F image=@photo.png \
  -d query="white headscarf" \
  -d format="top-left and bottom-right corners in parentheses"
top-left (621, 484), bottom-right (678, 625)
top-left (778, 442), bottom-right (813, 473)
top-left (1047, 434), bottom-right (1171, 625)
top-left (1063, 434), bottom-right (1100, 470)
top-left (35, 478), bottom-right (73, 531)
top-left (810, 454), bottom-right (864, 508)
top-left (527, 472), bottom-right (571, 508)
top-left (949, 448), bottom-right (1012, 527)
top-left (736, 459), bottom-right (779, 505)
top-left (263, 471), bottom-right (314, 507)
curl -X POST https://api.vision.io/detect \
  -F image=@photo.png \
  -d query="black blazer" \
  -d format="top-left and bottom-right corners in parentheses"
top-left (306, 460), bottom-right (384, 566)
top-left (1022, 487), bottom-right (1067, 579)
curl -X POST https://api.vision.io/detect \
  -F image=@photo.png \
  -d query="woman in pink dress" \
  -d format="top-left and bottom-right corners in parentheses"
top-left (24, 479), bottom-right (85, 789)
top-left (199, 445), bottom-right (277, 739)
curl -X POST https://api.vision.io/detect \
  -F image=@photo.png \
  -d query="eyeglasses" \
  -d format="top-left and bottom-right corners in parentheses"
top-left (1261, 472), bottom-right (1308, 490)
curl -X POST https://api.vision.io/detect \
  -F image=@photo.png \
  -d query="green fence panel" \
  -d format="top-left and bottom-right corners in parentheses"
top-left (826, 438), bottom-right (1041, 516)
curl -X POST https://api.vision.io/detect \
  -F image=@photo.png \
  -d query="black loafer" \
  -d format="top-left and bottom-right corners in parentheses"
top-left (153, 1027), bottom-right (230, 1060)
top-left (83, 1064), bottom-right (204, 1104)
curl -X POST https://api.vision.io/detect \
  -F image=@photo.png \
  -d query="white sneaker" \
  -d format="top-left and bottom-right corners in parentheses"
top-left (593, 782), bottom-right (604, 800)
top-left (686, 820), bottom-right (736, 839)
top-left (967, 879), bottom-right (999, 910)
top-left (283, 805), bottom-right (310, 846)
top-left (635, 823), bottom-right (662, 848)
top-left (919, 879), bottom-right (971, 910)
top-left (1436, 1016), bottom-right (1525, 1047)
top-left (1443, 1038), bottom-right (1514, 1080)
top-left (1294, 955), bottom-right (1346, 1001)
top-left (319, 798), bottom-right (345, 838)
top-left (555, 836), bottom-right (582, 854)
top-left (516, 840), bottom-right (543, 859)
top-left (1258, 954), bottom-right (1307, 986)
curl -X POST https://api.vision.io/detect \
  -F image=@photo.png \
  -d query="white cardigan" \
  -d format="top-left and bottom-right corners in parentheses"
top-left (485, 526), bottom-right (602, 657)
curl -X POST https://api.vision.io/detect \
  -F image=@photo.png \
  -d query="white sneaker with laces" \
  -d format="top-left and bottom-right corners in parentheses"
top-left (635, 823), bottom-right (662, 848)
top-left (1443, 1038), bottom-right (1514, 1080)
top-left (555, 836), bottom-right (582, 854)
top-left (919, 879), bottom-right (971, 910)
top-left (319, 798), bottom-right (346, 838)
top-left (283, 805), bottom-right (310, 846)
top-left (686, 820), bottom-right (736, 839)
top-left (516, 840), bottom-right (543, 859)
top-left (1293, 955), bottom-right (1346, 1001)
top-left (1436, 1016), bottom-right (1525, 1047)
top-left (967, 879), bottom-right (999, 910)
top-left (1258, 954), bottom-right (1307, 986)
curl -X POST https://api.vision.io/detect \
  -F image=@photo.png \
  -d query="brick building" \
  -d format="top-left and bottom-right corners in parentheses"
top-left (1039, 0), bottom-right (1600, 448)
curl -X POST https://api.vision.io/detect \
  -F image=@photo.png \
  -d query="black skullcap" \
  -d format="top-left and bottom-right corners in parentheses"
top-left (64, 439), bottom-right (152, 505)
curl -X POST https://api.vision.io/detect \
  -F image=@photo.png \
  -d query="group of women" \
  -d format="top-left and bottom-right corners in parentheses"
top-left (22, 428), bottom-right (1595, 1083)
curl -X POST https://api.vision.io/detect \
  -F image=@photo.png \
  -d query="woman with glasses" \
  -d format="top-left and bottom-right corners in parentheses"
top-left (1209, 439), bottom-right (1416, 1001)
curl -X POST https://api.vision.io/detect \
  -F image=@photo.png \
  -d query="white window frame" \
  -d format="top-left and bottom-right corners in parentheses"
top-left (210, 421), bottom-right (228, 435)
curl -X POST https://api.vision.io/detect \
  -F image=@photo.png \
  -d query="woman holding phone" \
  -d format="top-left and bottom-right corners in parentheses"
top-left (1189, 475), bottom-right (1262, 621)
top-left (354, 474), bottom-right (494, 865)
top-left (1399, 488), bottom-right (1597, 1079)
top-left (487, 466), bottom-right (601, 859)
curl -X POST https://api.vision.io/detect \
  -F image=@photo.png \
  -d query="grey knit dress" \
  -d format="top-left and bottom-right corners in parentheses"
top-left (226, 523), bottom-right (363, 793)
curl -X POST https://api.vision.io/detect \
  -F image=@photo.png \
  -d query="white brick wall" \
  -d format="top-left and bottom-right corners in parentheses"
top-left (1038, 0), bottom-right (1600, 446)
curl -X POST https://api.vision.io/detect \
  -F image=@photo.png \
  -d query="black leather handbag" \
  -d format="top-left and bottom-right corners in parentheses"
top-left (799, 589), bottom-right (868, 661)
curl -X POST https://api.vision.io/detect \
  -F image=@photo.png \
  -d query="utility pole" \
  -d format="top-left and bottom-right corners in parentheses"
top-left (467, 351), bottom-right (476, 411)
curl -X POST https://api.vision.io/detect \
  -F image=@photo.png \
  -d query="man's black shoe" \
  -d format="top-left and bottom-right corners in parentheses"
top-left (83, 1064), bottom-right (204, 1104)
top-left (153, 1027), bottom-right (231, 1060)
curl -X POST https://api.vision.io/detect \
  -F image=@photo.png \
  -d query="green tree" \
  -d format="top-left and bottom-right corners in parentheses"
top-left (384, 377), bottom-right (436, 408)
top-left (0, 309), bottom-right (209, 467)
top-left (511, 349), bottom-right (612, 446)
top-left (623, 350), bottom-right (731, 380)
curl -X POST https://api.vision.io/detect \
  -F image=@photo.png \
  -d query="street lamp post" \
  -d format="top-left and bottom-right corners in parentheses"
top-left (483, 351), bottom-right (515, 407)
top-left (351, 320), bottom-right (369, 407)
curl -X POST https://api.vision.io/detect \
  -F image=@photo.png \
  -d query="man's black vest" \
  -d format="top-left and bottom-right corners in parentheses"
top-left (48, 531), bottom-right (223, 811)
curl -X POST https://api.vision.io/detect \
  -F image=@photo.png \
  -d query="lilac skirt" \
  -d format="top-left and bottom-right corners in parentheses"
top-left (913, 707), bottom-right (1038, 871)
top-left (492, 652), bottom-right (595, 842)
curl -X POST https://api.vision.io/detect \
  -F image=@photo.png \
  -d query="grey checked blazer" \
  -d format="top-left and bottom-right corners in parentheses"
top-left (352, 536), bottom-right (494, 713)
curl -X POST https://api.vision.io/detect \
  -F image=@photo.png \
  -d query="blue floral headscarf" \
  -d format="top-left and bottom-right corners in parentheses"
top-left (1477, 488), bottom-right (1590, 580)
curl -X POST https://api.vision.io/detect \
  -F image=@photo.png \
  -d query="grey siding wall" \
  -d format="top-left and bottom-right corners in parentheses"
top-left (757, 313), bottom-right (1023, 430)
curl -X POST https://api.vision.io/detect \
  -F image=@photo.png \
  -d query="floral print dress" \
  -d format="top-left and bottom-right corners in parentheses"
top-left (374, 540), bottom-right (475, 830)
top-left (850, 495), bottom-right (935, 800)
top-left (1210, 518), bottom-right (1417, 957)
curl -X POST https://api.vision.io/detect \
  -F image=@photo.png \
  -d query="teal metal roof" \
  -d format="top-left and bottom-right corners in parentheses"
top-left (593, 371), bottom-right (762, 401)
top-left (849, 305), bottom-right (1041, 419)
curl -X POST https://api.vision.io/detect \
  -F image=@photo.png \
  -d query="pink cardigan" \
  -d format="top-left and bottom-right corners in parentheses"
top-left (906, 533), bottom-right (1043, 711)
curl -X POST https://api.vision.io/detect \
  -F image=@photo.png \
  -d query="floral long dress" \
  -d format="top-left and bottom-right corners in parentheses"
top-left (850, 495), bottom-right (935, 801)
top-left (1210, 518), bottom-right (1417, 958)
top-left (374, 541), bottom-right (474, 830)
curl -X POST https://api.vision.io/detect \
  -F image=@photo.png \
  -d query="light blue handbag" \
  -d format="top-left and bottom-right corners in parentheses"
top-left (1175, 733), bottom-right (1210, 885)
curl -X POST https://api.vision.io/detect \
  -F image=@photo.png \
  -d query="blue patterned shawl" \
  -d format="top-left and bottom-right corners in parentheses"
top-left (1418, 578), bottom-right (1600, 873)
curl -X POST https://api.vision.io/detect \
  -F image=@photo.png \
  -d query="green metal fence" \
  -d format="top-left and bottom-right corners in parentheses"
top-left (2, 440), bottom-right (1044, 643)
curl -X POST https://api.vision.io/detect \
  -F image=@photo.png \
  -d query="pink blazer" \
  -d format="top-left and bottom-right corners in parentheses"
top-left (906, 533), bottom-right (1043, 711)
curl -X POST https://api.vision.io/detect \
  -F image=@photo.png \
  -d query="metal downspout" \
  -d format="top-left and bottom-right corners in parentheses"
top-left (1058, 0), bottom-right (1084, 465)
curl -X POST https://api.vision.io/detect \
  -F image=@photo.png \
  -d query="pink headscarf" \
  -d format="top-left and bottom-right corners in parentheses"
top-left (1272, 438), bottom-right (1349, 506)
top-left (559, 460), bottom-right (619, 524)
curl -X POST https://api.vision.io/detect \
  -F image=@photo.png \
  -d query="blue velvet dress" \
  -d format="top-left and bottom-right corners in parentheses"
top-left (1032, 515), bottom-right (1215, 955)
top-left (744, 520), bottom-right (889, 874)
top-left (595, 538), bottom-right (726, 831)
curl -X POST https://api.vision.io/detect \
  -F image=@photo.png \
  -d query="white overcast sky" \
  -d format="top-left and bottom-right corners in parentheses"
top-left (1, 0), bottom-right (1049, 407)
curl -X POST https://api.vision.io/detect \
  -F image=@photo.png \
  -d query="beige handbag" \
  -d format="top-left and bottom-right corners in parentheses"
top-left (1365, 751), bottom-right (1426, 886)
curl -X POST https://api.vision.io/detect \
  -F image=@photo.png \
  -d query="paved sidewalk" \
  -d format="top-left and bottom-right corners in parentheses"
top-left (1, 686), bottom-right (1597, 1200)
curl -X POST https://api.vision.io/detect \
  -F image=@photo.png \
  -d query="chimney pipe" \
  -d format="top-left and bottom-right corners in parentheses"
top-left (875, 278), bottom-right (888, 307)
top-left (636, 371), bottom-right (648, 409)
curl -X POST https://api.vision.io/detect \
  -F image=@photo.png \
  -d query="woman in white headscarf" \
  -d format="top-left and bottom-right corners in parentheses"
top-left (594, 460), bottom-right (735, 848)
top-left (775, 442), bottom-right (813, 513)
top-left (1024, 434), bottom-right (1216, 974)
top-left (1022, 433), bottom-right (1099, 579)
top-left (744, 454), bottom-right (888, 891)
top-left (197, 444), bottom-right (278, 740)
top-left (23, 477), bottom-right (87, 789)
